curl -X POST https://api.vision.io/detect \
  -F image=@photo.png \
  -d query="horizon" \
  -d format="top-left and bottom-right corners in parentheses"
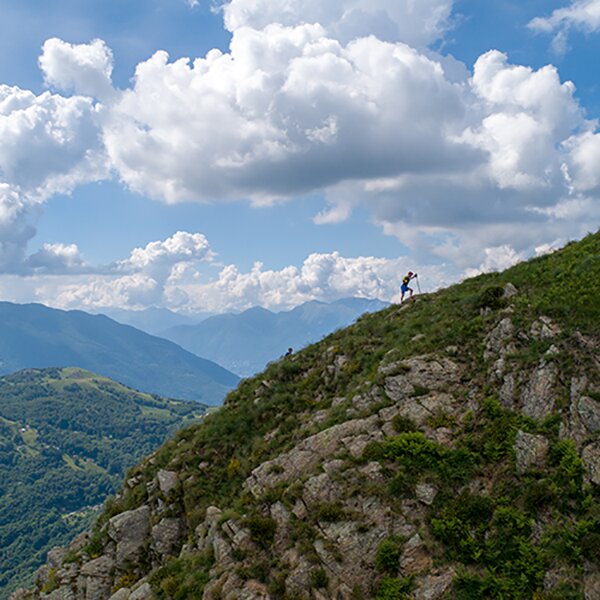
top-left (0, 0), bottom-right (598, 314)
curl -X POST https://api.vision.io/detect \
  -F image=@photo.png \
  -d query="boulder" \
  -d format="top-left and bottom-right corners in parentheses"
top-left (151, 518), bottom-right (184, 558)
top-left (156, 470), bottom-right (179, 497)
top-left (484, 318), bottom-right (514, 360)
top-left (415, 484), bottom-right (438, 506)
top-left (129, 582), bottom-right (154, 600)
top-left (108, 506), bottom-right (151, 568)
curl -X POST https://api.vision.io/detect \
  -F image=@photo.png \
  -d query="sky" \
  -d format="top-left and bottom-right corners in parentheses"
top-left (0, 0), bottom-right (599, 313)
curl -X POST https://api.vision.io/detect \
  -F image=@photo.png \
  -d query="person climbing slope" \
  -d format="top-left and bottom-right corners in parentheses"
top-left (400, 271), bottom-right (418, 303)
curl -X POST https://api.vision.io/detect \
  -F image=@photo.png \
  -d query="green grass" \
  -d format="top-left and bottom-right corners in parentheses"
top-left (53, 231), bottom-right (600, 599)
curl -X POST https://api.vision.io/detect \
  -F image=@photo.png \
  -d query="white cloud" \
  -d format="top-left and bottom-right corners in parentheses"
top-left (0, 1), bottom-right (598, 285)
top-left (0, 79), bottom-right (108, 273)
top-left (39, 38), bottom-right (115, 99)
top-left (529, 0), bottom-right (600, 32)
top-left (38, 234), bottom-right (449, 312)
top-left (529, 0), bottom-right (600, 52)
top-left (103, 27), bottom-right (470, 204)
top-left (463, 244), bottom-right (524, 278)
top-left (26, 242), bottom-right (87, 273)
top-left (221, 0), bottom-right (454, 47)
top-left (116, 231), bottom-right (214, 274)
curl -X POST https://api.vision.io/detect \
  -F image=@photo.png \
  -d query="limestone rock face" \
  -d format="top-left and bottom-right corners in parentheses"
top-left (108, 506), bottom-right (151, 568)
top-left (582, 443), bottom-right (600, 485)
top-left (484, 318), bottom-right (514, 360)
top-left (514, 431), bottom-right (549, 474)
top-left (151, 518), bottom-right (184, 558)
top-left (521, 359), bottom-right (557, 421)
top-left (244, 415), bottom-right (380, 498)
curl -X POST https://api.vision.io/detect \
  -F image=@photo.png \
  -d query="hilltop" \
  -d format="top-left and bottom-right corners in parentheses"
top-left (0, 302), bottom-right (239, 404)
top-left (0, 368), bottom-right (207, 598)
top-left (15, 232), bottom-right (600, 599)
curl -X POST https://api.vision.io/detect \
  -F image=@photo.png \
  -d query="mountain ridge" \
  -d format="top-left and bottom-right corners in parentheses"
top-left (0, 302), bottom-right (239, 404)
top-left (160, 297), bottom-right (389, 376)
top-left (12, 232), bottom-right (600, 600)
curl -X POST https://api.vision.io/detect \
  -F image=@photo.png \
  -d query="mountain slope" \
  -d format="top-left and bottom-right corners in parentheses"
top-left (0, 302), bottom-right (239, 404)
top-left (0, 368), bottom-right (207, 598)
top-left (161, 298), bottom-right (388, 376)
top-left (15, 232), bottom-right (600, 600)
top-left (96, 307), bottom-right (212, 336)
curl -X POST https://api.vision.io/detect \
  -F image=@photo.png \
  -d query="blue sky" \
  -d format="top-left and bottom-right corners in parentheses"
top-left (0, 0), bottom-right (598, 313)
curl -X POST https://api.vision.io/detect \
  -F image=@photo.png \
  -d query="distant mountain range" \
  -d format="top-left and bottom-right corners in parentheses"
top-left (0, 367), bottom-right (207, 597)
top-left (96, 307), bottom-right (213, 336)
top-left (160, 297), bottom-right (389, 376)
top-left (0, 302), bottom-right (238, 404)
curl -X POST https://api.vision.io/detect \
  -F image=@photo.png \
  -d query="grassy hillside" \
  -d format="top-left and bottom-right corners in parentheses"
top-left (0, 368), bottom-right (207, 598)
top-left (18, 232), bottom-right (600, 600)
top-left (0, 302), bottom-right (239, 404)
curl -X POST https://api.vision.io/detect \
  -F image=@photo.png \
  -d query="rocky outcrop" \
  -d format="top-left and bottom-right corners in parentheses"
top-left (14, 258), bottom-right (600, 600)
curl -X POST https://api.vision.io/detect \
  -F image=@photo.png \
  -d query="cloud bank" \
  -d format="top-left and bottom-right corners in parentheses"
top-left (0, 0), bottom-right (598, 310)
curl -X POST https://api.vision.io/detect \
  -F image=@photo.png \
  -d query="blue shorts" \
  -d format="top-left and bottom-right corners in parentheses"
top-left (401, 284), bottom-right (410, 293)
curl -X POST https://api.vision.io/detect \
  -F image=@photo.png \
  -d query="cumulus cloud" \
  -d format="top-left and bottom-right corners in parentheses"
top-left (38, 232), bottom-right (450, 312)
top-left (529, 1), bottom-right (600, 53)
top-left (463, 244), bottom-right (524, 278)
top-left (221, 0), bottom-right (454, 47)
top-left (0, 80), bottom-right (108, 273)
top-left (26, 243), bottom-right (87, 273)
top-left (0, 0), bottom-right (598, 285)
top-left (39, 38), bottom-right (115, 99)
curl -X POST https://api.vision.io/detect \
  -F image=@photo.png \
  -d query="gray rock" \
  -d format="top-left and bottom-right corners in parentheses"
top-left (108, 590), bottom-right (131, 600)
top-left (521, 359), bottom-right (557, 421)
top-left (400, 534), bottom-right (432, 576)
top-left (380, 392), bottom-right (457, 429)
top-left (585, 572), bottom-right (600, 600)
top-left (413, 567), bottom-right (456, 600)
top-left (129, 583), bottom-right (154, 600)
top-left (415, 483), bottom-right (437, 506)
top-left (578, 396), bottom-right (600, 433)
top-left (514, 431), bottom-right (549, 474)
top-left (156, 470), bottom-right (178, 497)
top-left (385, 357), bottom-right (461, 400)
top-left (531, 316), bottom-right (561, 340)
top-left (582, 443), bottom-right (600, 485)
top-left (244, 415), bottom-right (380, 497)
top-left (108, 506), bottom-right (151, 567)
top-left (502, 283), bottom-right (518, 298)
top-left (484, 318), bottom-right (514, 360)
top-left (151, 518), bottom-right (184, 558)
top-left (499, 373), bottom-right (516, 410)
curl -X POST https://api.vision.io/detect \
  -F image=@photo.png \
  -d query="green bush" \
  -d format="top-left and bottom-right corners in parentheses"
top-left (375, 538), bottom-right (403, 574)
top-left (243, 515), bottom-right (277, 549)
top-left (310, 568), bottom-right (329, 589)
top-left (376, 576), bottom-right (413, 599)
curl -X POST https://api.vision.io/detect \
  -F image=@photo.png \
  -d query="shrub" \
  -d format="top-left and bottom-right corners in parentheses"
top-left (243, 515), bottom-right (277, 549)
top-left (310, 568), bottom-right (329, 589)
top-left (376, 576), bottom-right (413, 599)
top-left (315, 502), bottom-right (347, 523)
top-left (375, 538), bottom-right (403, 574)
